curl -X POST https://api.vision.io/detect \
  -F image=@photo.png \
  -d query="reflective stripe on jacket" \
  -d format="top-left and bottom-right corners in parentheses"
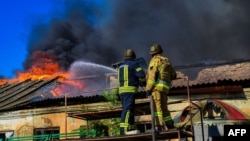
top-left (146, 54), bottom-right (176, 92)
top-left (118, 59), bottom-right (146, 94)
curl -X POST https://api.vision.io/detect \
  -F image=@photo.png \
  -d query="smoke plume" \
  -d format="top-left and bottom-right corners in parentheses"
top-left (23, 0), bottom-right (250, 79)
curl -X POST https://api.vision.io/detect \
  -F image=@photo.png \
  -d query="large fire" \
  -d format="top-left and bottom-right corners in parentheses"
top-left (0, 50), bottom-right (85, 97)
top-left (5, 51), bottom-right (69, 82)
top-left (50, 80), bottom-right (85, 97)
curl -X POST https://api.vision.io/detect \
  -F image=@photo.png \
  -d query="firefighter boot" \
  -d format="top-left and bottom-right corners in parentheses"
top-left (155, 125), bottom-right (164, 134)
top-left (125, 125), bottom-right (140, 135)
top-left (120, 128), bottom-right (125, 136)
top-left (165, 120), bottom-right (175, 130)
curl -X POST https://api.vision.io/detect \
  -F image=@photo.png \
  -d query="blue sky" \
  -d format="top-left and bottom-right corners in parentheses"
top-left (0, 0), bottom-right (63, 78)
top-left (0, 0), bottom-right (109, 79)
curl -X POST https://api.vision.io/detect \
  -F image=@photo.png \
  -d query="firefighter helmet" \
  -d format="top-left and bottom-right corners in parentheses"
top-left (124, 49), bottom-right (136, 59)
top-left (149, 44), bottom-right (163, 55)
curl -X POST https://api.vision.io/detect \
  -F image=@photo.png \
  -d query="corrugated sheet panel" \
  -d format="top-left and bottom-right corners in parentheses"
top-left (172, 62), bottom-right (250, 88)
top-left (0, 77), bottom-right (60, 111)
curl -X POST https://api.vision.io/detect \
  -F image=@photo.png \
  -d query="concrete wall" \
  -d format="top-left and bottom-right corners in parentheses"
top-left (0, 109), bottom-right (86, 137)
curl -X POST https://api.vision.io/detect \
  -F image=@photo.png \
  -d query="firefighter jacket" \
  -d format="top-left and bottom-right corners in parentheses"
top-left (146, 54), bottom-right (176, 92)
top-left (118, 59), bottom-right (146, 94)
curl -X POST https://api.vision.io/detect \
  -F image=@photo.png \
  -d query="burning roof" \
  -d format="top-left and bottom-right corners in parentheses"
top-left (0, 55), bottom-right (250, 112)
top-left (0, 49), bottom-right (118, 112)
top-left (0, 77), bottom-right (60, 111)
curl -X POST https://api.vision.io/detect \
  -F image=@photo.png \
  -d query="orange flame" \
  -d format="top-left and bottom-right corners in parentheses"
top-left (51, 80), bottom-right (85, 97)
top-left (0, 50), bottom-right (61, 85)
top-left (0, 50), bottom-right (86, 97)
top-left (0, 79), bottom-right (8, 86)
top-left (9, 51), bottom-right (69, 83)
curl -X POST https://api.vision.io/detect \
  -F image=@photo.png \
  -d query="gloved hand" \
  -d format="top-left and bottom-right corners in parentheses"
top-left (146, 90), bottom-right (152, 97)
top-left (139, 81), bottom-right (146, 87)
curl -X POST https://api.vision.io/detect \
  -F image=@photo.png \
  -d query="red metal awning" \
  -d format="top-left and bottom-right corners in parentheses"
top-left (210, 99), bottom-right (249, 120)
top-left (174, 99), bottom-right (250, 125)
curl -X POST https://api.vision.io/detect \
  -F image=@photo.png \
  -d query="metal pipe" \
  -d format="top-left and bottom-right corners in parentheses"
top-left (65, 93), bottom-right (67, 139)
top-left (191, 102), bottom-right (205, 141)
top-left (149, 95), bottom-right (156, 141)
top-left (178, 130), bottom-right (181, 141)
top-left (66, 73), bottom-right (117, 81)
top-left (185, 76), bottom-right (193, 135)
top-left (199, 106), bottom-right (205, 141)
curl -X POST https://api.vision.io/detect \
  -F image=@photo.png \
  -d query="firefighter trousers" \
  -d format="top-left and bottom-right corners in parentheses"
top-left (119, 93), bottom-right (135, 135)
top-left (152, 90), bottom-right (172, 127)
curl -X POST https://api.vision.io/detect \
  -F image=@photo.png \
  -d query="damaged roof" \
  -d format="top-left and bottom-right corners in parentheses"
top-left (0, 62), bottom-right (250, 112)
top-left (0, 77), bottom-right (60, 111)
top-left (172, 62), bottom-right (250, 88)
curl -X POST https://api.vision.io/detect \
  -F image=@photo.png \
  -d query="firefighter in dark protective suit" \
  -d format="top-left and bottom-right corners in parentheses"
top-left (146, 44), bottom-right (177, 133)
top-left (118, 49), bottom-right (146, 135)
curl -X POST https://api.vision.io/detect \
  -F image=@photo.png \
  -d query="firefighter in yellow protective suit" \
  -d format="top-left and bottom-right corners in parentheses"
top-left (146, 44), bottom-right (177, 132)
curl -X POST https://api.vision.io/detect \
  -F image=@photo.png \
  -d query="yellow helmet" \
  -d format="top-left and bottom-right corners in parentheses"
top-left (124, 49), bottom-right (136, 59)
top-left (149, 44), bottom-right (163, 55)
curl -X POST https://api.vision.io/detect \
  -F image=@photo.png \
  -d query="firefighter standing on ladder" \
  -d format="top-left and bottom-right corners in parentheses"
top-left (146, 44), bottom-right (177, 133)
top-left (118, 49), bottom-right (146, 135)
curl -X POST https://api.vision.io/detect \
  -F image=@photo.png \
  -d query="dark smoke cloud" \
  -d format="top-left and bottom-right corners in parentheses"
top-left (24, 0), bottom-right (120, 72)
top-left (23, 0), bottom-right (250, 79)
top-left (105, 0), bottom-right (250, 64)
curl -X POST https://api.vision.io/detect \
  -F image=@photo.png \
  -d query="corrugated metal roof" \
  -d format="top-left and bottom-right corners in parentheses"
top-left (172, 62), bottom-right (250, 88)
top-left (0, 77), bottom-right (60, 111)
top-left (0, 62), bottom-right (249, 112)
